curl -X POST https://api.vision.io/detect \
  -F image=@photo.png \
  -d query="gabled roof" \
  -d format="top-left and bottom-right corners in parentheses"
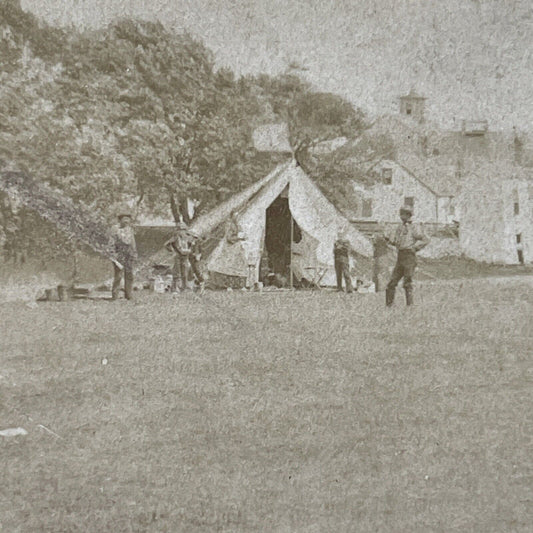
top-left (395, 154), bottom-right (459, 197)
top-left (400, 89), bottom-right (426, 100)
top-left (350, 155), bottom-right (457, 198)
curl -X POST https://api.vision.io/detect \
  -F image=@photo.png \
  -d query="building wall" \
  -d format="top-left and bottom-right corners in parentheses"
top-left (437, 196), bottom-right (456, 224)
top-left (458, 179), bottom-right (533, 264)
top-left (355, 161), bottom-right (442, 223)
top-left (501, 180), bottom-right (533, 264)
top-left (399, 98), bottom-right (425, 122)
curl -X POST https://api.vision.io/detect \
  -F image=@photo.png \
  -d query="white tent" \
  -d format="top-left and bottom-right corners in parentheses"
top-left (189, 161), bottom-right (373, 287)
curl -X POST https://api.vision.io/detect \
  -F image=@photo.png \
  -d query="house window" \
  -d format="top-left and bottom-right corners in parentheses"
top-left (404, 196), bottom-right (414, 207)
top-left (514, 202), bottom-right (520, 215)
top-left (406, 104), bottom-right (412, 115)
top-left (449, 205), bottom-right (455, 216)
top-left (517, 249), bottom-right (524, 264)
top-left (516, 233), bottom-right (522, 244)
top-left (382, 168), bottom-right (392, 184)
top-left (362, 199), bottom-right (373, 218)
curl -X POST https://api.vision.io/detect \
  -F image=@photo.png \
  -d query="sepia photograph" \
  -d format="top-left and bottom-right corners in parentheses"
top-left (1, 0), bottom-right (532, 531)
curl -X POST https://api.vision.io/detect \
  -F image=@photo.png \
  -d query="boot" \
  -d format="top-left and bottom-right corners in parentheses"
top-left (405, 288), bottom-right (413, 306)
top-left (385, 287), bottom-right (395, 307)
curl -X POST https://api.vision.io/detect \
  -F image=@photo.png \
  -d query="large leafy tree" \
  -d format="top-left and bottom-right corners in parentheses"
top-left (1, 2), bottom-right (370, 266)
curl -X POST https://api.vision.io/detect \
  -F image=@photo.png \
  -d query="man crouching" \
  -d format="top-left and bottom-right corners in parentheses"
top-left (384, 206), bottom-right (429, 306)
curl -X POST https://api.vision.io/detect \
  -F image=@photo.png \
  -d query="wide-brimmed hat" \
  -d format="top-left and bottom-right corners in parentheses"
top-left (399, 205), bottom-right (413, 216)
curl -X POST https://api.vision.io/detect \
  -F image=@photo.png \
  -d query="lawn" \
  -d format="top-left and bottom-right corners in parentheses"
top-left (1, 279), bottom-right (532, 532)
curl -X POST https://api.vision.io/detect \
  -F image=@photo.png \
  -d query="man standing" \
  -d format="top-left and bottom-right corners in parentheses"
top-left (384, 205), bottom-right (429, 306)
top-left (165, 221), bottom-right (192, 292)
top-left (333, 228), bottom-right (354, 293)
top-left (188, 229), bottom-right (205, 294)
top-left (112, 207), bottom-right (137, 300)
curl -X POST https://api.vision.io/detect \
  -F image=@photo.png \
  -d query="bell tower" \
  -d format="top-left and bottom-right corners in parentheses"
top-left (399, 89), bottom-right (426, 123)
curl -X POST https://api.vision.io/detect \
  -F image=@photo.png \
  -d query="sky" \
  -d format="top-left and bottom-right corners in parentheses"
top-left (20, 0), bottom-right (533, 132)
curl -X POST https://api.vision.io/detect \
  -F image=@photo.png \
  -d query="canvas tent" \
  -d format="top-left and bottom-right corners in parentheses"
top-left (155, 161), bottom-right (373, 287)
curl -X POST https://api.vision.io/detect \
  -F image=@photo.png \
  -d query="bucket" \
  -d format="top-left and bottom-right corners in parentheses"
top-left (163, 275), bottom-right (174, 291)
top-left (153, 276), bottom-right (165, 293)
top-left (57, 285), bottom-right (69, 301)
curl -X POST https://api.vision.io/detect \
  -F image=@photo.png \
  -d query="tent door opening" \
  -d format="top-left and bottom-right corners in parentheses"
top-left (264, 193), bottom-right (291, 282)
top-left (263, 188), bottom-right (302, 286)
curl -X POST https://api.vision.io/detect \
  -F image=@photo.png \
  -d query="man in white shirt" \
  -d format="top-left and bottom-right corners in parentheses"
top-left (384, 205), bottom-right (429, 307)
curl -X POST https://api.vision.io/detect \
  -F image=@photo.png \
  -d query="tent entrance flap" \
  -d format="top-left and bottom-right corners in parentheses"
top-left (263, 191), bottom-right (302, 283)
top-left (264, 194), bottom-right (291, 278)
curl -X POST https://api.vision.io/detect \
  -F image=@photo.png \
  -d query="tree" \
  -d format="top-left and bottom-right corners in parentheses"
top-left (1, 2), bottom-right (372, 265)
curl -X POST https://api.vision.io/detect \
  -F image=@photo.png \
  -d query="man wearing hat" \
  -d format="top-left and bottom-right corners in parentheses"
top-left (112, 206), bottom-right (137, 300)
top-left (165, 221), bottom-right (192, 292)
top-left (384, 205), bottom-right (429, 306)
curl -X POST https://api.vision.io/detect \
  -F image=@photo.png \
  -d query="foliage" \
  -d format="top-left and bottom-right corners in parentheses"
top-left (0, 2), bottom-right (368, 263)
top-left (0, 0), bottom-right (66, 70)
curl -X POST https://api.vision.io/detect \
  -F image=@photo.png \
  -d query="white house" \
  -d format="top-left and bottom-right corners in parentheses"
top-left (351, 159), bottom-right (455, 224)
top-left (458, 173), bottom-right (533, 264)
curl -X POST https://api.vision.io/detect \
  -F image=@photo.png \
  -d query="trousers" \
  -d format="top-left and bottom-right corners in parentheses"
top-left (112, 263), bottom-right (133, 300)
top-left (386, 250), bottom-right (416, 306)
top-left (335, 257), bottom-right (353, 293)
top-left (172, 254), bottom-right (190, 291)
top-left (189, 256), bottom-right (204, 283)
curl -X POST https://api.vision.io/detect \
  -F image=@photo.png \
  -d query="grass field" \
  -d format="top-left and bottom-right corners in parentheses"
top-left (1, 279), bottom-right (532, 532)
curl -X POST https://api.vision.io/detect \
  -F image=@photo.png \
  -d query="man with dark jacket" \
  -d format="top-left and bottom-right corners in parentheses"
top-left (165, 221), bottom-right (192, 292)
top-left (111, 207), bottom-right (137, 300)
top-left (333, 228), bottom-right (355, 293)
top-left (384, 205), bottom-right (430, 306)
top-left (188, 229), bottom-right (205, 294)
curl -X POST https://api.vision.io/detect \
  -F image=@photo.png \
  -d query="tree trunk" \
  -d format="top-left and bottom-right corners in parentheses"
top-left (168, 188), bottom-right (181, 223)
top-left (167, 187), bottom-right (193, 225)
top-left (178, 196), bottom-right (192, 225)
